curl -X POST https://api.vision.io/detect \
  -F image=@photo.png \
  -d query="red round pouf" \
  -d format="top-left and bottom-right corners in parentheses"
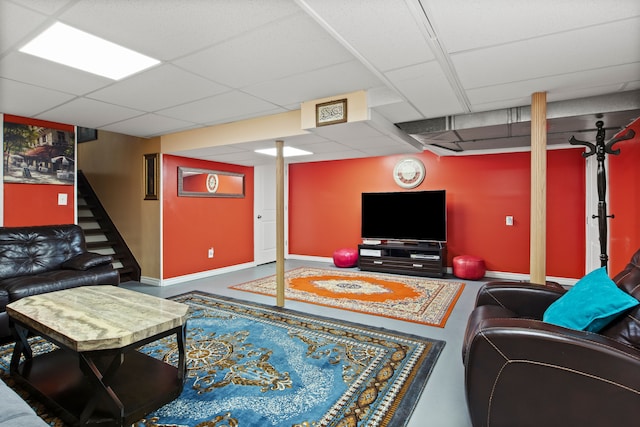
top-left (333, 248), bottom-right (359, 268)
top-left (453, 255), bottom-right (486, 280)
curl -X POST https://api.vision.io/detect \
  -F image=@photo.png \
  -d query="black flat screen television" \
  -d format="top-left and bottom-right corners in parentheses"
top-left (361, 190), bottom-right (446, 242)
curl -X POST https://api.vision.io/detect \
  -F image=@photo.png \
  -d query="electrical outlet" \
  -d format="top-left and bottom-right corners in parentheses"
top-left (208, 247), bottom-right (214, 258)
top-left (505, 216), bottom-right (514, 226)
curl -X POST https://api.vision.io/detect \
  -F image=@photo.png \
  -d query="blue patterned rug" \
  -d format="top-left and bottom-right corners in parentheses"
top-left (0, 291), bottom-right (445, 427)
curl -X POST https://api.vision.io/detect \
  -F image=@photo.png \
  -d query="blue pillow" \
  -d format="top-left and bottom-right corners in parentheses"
top-left (543, 267), bottom-right (639, 332)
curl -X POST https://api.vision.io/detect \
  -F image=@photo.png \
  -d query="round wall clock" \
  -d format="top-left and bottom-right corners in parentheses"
top-left (393, 158), bottom-right (425, 189)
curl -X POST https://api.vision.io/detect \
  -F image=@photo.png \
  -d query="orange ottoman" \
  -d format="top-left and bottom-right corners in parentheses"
top-left (333, 248), bottom-right (358, 268)
top-left (453, 255), bottom-right (486, 280)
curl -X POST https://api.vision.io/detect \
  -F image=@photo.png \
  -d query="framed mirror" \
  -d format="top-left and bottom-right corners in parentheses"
top-left (178, 167), bottom-right (245, 198)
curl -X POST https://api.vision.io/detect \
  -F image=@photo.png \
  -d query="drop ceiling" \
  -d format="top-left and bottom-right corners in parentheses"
top-left (1, 0), bottom-right (639, 165)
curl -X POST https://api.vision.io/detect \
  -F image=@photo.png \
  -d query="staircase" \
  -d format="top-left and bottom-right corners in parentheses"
top-left (76, 171), bottom-right (141, 283)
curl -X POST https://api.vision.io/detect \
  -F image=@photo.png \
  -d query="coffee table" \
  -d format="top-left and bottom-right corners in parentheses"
top-left (6, 285), bottom-right (189, 427)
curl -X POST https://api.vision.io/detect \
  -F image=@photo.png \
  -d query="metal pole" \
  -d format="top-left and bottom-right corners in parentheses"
top-left (275, 140), bottom-right (285, 307)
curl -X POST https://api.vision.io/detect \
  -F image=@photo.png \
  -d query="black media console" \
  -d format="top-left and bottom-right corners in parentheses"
top-left (358, 242), bottom-right (447, 278)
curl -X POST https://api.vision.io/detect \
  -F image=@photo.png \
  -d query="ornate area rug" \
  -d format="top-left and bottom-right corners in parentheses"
top-left (231, 267), bottom-right (465, 327)
top-left (0, 291), bottom-right (445, 427)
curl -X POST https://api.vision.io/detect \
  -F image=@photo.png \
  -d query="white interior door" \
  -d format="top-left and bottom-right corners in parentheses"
top-left (254, 164), bottom-right (278, 265)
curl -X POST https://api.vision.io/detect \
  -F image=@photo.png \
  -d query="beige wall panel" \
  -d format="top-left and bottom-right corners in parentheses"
top-left (161, 110), bottom-right (306, 153)
top-left (77, 131), bottom-right (161, 280)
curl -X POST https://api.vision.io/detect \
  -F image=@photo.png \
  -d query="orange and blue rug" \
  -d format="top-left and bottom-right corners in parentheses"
top-left (231, 267), bottom-right (465, 327)
top-left (0, 291), bottom-right (445, 427)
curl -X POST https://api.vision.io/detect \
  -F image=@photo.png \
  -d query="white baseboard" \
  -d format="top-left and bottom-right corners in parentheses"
top-left (157, 262), bottom-right (257, 287)
top-left (481, 270), bottom-right (577, 287)
top-left (139, 276), bottom-right (161, 286)
top-left (287, 254), bottom-right (334, 264)
top-left (141, 257), bottom-right (580, 288)
top-left (288, 255), bottom-right (579, 286)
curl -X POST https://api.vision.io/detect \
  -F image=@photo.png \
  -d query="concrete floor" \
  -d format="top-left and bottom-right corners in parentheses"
top-left (122, 259), bottom-right (484, 427)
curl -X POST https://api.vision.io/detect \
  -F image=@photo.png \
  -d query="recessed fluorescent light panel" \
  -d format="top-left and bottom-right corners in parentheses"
top-left (255, 147), bottom-right (313, 157)
top-left (20, 22), bottom-right (160, 80)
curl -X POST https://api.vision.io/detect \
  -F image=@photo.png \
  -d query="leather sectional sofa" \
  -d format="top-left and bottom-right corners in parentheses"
top-left (463, 248), bottom-right (640, 426)
top-left (0, 224), bottom-right (120, 342)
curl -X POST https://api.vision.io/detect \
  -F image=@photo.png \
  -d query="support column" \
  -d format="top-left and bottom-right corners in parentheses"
top-left (530, 92), bottom-right (547, 284)
top-left (275, 140), bottom-right (285, 307)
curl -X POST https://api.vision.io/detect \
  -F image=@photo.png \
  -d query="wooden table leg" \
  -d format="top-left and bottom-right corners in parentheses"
top-left (10, 323), bottom-right (32, 374)
top-left (78, 352), bottom-right (125, 426)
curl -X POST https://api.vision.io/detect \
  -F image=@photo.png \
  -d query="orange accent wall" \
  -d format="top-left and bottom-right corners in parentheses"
top-left (3, 116), bottom-right (75, 226)
top-left (162, 155), bottom-right (254, 279)
top-left (3, 114), bottom-right (74, 132)
top-left (3, 183), bottom-right (74, 226)
top-left (289, 149), bottom-right (586, 278)
top-left (609, 118), bottom-right (640, 274)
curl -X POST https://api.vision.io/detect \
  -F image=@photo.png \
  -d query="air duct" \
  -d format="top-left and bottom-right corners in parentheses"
top-left (396, 90), bottom-right (640, 155)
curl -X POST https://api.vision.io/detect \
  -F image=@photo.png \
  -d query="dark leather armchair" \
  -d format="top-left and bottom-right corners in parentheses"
top-left (462, 249), bottom-right (640, 427)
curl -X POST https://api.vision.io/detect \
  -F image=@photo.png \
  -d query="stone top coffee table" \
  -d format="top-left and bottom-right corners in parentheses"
top-left (7, 285), bottom-right (189, 427)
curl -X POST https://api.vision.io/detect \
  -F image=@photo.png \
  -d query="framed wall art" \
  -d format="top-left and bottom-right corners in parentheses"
top-left (177, 166), bottom-right (245, 198)
top-left (3, 120), bottom-right (75, 185)
top-left (316, 98), bottom-right (347, 127)
top-left (144, 153), bottom-right (159, 200)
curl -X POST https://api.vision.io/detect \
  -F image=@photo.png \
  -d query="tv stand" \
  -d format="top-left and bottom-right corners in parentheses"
top-left (358, 242), bottom-right (447, 278)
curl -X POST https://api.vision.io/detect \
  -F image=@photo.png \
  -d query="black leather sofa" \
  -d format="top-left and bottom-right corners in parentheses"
top-left (463, 248), bottom-right (640, 427)
top-left (0, 224), bottom-right (120, 342)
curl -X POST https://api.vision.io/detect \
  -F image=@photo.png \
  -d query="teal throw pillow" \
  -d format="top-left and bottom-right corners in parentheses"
top-left (543, 267), bottom-right (639, 332)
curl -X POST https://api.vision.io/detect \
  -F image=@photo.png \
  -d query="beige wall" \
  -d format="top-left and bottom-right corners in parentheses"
top-left (161, 110), bottom-right (306, 153)
top-left (77, 131), bottom-right (161, 280)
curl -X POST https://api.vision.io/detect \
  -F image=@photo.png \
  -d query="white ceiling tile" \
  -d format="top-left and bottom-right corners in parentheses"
top-left (245, 60), bottom-right (382, 106)
top-left (36, 98), bottom-right (144, 128)
top-left (204, 107), bottom-right (287, 127)
top-left (386, 62), bottom-right (465, 117)
top-left (312, 121), bottom-right (382, 140)
top-left (88, 65), bottom-right (229, 112)
top-left (367, 86), bottom-right (404, 108)
top-left (8, 0), bottom-right (74, 15)
top-left (453, 18), bottom-right (640, 89)
top-left (467, 63), bottom-right (640, 106)
top-left (282, 134), bottom-right (326, 145)
top-left (0, 1), bottom-right (48, 54)
top-left (58, 0), bottom-right (301, 61)
top-left (174, 12), bottom-right (354, 88)
top-left (101, 114), bottom-right (197, 138)
top-left (0, 52), bottom-right (112, 95)
top-left (467, 96), bottom-right (536, 114)
top-left (0, 78), bottom-right (75, 117)
top-left (300, 150), bottom-right (369, 163)
top-left (300, 140), bottom-right (353, 154)
top-left (158, 91), bottom-right (282, 124)
top-left (374, 102), bottom-right (424, 124)
top-left (301, 0), bottom-right (435, 71)
top-left (425, 0), bottom-right (640, 53)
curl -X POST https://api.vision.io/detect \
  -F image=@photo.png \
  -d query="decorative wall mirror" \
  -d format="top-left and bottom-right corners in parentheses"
top-left (178, 167), bottom-right (245, 198)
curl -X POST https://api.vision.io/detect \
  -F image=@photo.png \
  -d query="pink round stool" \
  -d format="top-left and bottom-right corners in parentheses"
top-left (453, 255), bottom-right (486, 280)
top-left (333, 248), bottom-right (359, 268)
